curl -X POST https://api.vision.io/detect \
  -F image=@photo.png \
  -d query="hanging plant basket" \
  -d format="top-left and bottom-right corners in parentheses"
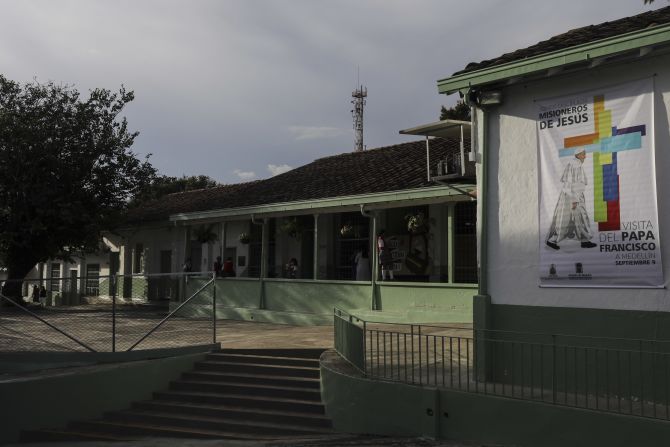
top-left (405, 212), bottom-right (430, 234)
top-left (340, 223), bottom-right (354, 238)
top-left (194, 224), bottom-right (218, 244)
top-left (279, 217), bottom-right (303, 240)
top-left (238, 232), bottom-right (250, 244)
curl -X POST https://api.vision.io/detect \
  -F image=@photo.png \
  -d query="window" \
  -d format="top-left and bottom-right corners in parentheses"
top-left (85, 264), bottom-right (100, 296)
top-left (50, 263), bottom-right (61, 292)
top-left (133, 243), bottom-right (144, 274)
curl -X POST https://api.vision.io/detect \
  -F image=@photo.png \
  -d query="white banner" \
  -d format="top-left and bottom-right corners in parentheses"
top-left (538, 78), bottom-right (663, 287)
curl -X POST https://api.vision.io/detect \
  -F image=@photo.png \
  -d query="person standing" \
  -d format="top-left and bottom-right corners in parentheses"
top-left (213, 256), bottom-right (223, 277)
top-left (377, 230), bottom-right (394, 281)
top-left (354, 246), bottom-right (371, 281)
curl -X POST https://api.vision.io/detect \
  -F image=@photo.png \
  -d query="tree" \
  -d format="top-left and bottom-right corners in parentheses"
top-left (0, 76), bottom-right (155, 300)
top-left (132, 174), bottom-right (219, 204)
top-left (440, 100), bottom-right (471, 121)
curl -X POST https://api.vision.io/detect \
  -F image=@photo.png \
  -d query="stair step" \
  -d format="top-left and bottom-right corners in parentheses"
top-left (182, 370), bottom-right (321, 388)
top-left (153, 390), bottom-right (326, 414)
top-left (19, 348), bottom-right (334, 443)
top-left (170, 379), bottom-right (322, 401)
top-left (216, 348), bottom-right (327, 359)
top-left (20, 428), bottom-right (133, 442)
top-left (133, 400), bottom-right (332, 428)
top-left (206, 352), bottom-right (320, 367)
top-left (69, 419), bottom-right (284, 440)
top-left (105, 409), bottom-right (334, 436)
top-left (195, 360), bottom-right (321, 378)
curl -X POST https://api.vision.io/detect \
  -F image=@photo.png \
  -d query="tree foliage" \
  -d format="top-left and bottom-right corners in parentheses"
top-left (132, 174), bottom-right (219, 204)
top-left (0, 76), bottom-right (155, 294)
top-left (440, 100), bottom-right (471, 121)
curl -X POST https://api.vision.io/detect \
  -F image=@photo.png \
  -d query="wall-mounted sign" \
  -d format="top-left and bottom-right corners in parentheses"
top-left (538, 78), bottom-right (663, 287)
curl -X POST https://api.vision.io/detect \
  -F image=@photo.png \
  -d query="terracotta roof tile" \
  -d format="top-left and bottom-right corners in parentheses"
top-left (125, 138), bottom-right (466, 224)
top-left (455, 6), bottom-right (670, 75)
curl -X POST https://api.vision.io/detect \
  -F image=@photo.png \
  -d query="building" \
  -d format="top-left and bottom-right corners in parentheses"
top-left (434, 6), bottom-right (670, 341)
top-left (115, 136), bottom-right (477, 323)
top-left (323, 7), bottom-right (670, 446)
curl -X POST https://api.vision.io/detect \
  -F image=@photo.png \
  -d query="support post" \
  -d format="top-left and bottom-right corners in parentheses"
top-left (313, 214), bottom-right (319, 280)
top-left (212, 272), bottom-right (217, 344)
top-left (260, 218), bottom-right (269, 309)
top-left (112, 274), bottom-right (117, 353)
top-left (371, 212), bottom-right (378, 310)
top-left (447, 203), bottom-right (455, 284)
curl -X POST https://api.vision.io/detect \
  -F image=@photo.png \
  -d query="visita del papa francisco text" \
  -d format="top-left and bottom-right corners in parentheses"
top-left (599, 221), bottom-right (657, 253)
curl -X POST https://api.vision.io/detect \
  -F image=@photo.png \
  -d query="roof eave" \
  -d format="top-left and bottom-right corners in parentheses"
top-left (169, 185), bottom-right (476, 223)
top-left (437, 22), bottom-right (670, 95)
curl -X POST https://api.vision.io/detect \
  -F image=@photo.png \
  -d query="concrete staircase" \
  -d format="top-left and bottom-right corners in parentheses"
top-left (21, 348), bottom-right (335, 442)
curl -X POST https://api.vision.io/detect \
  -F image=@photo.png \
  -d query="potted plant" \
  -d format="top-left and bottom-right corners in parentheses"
top-left (279, 217), bottom-right (302, 240)
top-left (238, 232), bottom-right (250, 244)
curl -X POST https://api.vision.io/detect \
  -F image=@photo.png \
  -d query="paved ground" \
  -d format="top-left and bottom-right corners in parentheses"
top-left (0, 305), bottom-right (495, 446)
top-left (11, 436), bottom-right (487, 447)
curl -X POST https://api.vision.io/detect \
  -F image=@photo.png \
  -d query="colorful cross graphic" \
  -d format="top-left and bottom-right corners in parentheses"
top-left (558, 95), bottom-right (646, 231)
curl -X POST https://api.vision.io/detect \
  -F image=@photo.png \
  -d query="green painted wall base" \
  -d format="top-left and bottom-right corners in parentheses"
top-left (484, 303), bottom-right (670, 341)
top-left (179, 279), bottom-right (475, 326)
top-left (321, 351), bottom-right (670, 447)
top-left (0, 351), bottom-right (209, 444)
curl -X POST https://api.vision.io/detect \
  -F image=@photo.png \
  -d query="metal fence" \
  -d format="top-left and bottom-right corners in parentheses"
top-left (0, 272), bottom-right (217, 352)
top-left (333, 308), bottom-right (670, 421)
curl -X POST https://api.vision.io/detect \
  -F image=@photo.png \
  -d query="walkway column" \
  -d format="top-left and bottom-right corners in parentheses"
top-left (220, 222), bottom-right (227, 259)
top-left (260, 218), bottom-right (268, 309)
top-left (371, 212), bottom-right (378, 310)
top-left (313, 214), bottom-right (319, 280)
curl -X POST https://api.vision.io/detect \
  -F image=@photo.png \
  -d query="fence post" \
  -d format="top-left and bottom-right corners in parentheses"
top-left (552, 334), bottom-right (557, 404)
top-left (363, 320), bottom-right (367, 376)
top-left (112, 274), bottom-right (117, 353)
top-left (212, 272), bottom-right (217, 344)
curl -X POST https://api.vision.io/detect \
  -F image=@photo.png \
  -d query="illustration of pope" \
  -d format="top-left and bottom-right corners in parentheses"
top-left (545, 148), bottom-right (598, 250)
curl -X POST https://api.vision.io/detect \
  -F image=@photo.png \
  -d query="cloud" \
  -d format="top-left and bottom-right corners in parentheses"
top-left (233, 169), bottom-right (256, 180)
top-left (268, 164), bottom-right (293, 176)
top-left (287, 126), bottom-right (350, 141)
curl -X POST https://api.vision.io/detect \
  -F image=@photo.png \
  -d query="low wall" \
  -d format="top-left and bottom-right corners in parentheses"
top-left (0, 349), bottom-right (210, 444)
top-left (320, 351), bottom-right (670, 447)
top-left (180, 278), bottom-right (474, 325)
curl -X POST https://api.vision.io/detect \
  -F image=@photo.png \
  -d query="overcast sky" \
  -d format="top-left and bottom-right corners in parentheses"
top-left (1, 1), bottom-right (663, 183)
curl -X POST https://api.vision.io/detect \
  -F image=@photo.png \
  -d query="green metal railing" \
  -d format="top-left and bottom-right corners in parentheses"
top-left (333, 308), bottom-right (670, 421)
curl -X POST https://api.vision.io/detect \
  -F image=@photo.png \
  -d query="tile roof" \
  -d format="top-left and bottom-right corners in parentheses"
top-left (125, 138), bottom-right (466, 224)
top-left (455, 6), bottom-right (670, 75)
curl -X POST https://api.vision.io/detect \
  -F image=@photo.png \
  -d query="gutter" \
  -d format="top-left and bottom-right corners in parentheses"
top-left (437, 22), bottom-right (670, 94)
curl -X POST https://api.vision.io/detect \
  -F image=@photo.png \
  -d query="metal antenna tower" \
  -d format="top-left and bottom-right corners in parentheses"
top-left (351, 73), bottom-right (367, 152)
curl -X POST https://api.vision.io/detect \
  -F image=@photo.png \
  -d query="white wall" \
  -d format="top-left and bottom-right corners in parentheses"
top-left (485, 52), bottom-right (670, 312)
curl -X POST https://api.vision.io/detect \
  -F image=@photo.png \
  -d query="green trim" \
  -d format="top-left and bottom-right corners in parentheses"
top-left (437, 23), bottom-right (670, 94)
top-left (377, 281), bottom-right (477, 289)
top-left (478, 108), bottom-right (489, 297)
top-left (170, 185), bottom-right (474, 223)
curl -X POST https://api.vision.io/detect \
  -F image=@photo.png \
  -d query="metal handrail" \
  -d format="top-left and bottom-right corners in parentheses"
top-left (0, 292), bottom-right (96, 352)
top-left (335, 308), bottom-right (670, 345)
top-left (126, 275), bottom-right (216, 351)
